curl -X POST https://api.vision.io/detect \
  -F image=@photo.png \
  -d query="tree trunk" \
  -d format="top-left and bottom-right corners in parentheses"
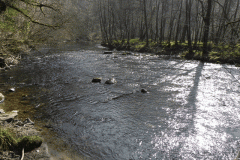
top-left (175, 0), bottom-right (183, 46)
top-left (202, 0), bottom-right (212, 57)
top-left (143, 0), bottom-right (149, 47)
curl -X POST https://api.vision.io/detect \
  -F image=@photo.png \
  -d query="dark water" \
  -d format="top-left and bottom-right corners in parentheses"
top-left (1, 42), bottom-right (240, 159)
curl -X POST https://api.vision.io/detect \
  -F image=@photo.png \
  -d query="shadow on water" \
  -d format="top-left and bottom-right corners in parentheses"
top-left (1, 43), bottom-right (240, 159)
top-left (186, 62), bottom-right (204, 110)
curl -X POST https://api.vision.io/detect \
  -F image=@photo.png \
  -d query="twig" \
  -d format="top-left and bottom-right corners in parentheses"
top-left (21, 148), bottom-right (24, 160)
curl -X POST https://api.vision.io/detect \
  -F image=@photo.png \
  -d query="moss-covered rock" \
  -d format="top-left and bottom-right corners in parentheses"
top-left (17, 136), bottom-right (42, 152)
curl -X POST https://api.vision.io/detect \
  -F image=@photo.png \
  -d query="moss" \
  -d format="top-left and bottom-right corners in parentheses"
top-left (17, 136), bottom-right (42, 152)
top-left (0, 127), bottom-right (42, 152)
top-left (0, 128), bottom-right (17, 151)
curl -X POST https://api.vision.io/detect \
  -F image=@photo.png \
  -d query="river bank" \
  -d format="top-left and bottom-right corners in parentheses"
top-left (0, 76), bottom-right (82, 160)
top-left (0, 96), bottom-right (51, 159)
top-left (102, 39), bottom-right (240, 66)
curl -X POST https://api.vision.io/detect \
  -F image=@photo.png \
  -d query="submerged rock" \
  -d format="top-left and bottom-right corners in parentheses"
top-left (105, 78), bottom-right (117, 84)
top-left (0, 93), bottom-right (4, 103)
top-left (92, 77), bottom-right (102, 83)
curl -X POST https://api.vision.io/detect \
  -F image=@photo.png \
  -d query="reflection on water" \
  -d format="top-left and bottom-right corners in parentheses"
top-left (0, 43), bottom-right (240, 159)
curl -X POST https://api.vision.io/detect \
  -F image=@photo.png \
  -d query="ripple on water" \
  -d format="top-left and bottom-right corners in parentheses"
top-left (2, 45), bottom-right (240, 159)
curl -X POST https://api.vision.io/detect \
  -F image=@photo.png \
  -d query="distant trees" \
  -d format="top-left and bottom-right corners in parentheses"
top-left (98, 0), bottom-right (240, 56)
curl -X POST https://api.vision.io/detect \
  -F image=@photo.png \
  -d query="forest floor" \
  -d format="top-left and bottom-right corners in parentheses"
top-left (103, 39), bottom-right (240, 67)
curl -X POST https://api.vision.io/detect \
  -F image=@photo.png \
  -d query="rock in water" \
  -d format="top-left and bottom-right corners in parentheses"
top-left (0, 93), bottom-right (4, 103)
top-left (141, 88), bottom-right (148, 93)
top-left (9, 88), bottom-right (15, 92)
top-left (105, 78), bottom-right (117, 84)
top-left (92, 77), bottom-right (102, 83)
top-left (104, 51), bottom-right (113, 54)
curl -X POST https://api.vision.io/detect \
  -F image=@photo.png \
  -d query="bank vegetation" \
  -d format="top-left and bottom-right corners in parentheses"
top-left (0, 0), bottom-right (100, 57)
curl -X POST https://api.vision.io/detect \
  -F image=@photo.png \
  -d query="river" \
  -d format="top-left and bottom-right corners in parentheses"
top-left (0, 42), bottom-right (240, 159)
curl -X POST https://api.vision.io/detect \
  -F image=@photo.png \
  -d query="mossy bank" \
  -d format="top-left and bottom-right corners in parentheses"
top-left (102, 39), bottom-right (240, 66)
top-left (0, 104), bottom-right (51, 159)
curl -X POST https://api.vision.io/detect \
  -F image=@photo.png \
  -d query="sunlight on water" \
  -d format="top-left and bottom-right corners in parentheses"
top-left (155, 62), bottom-right (240, 159)
top-left (1, 44), bottom-right (240, 159)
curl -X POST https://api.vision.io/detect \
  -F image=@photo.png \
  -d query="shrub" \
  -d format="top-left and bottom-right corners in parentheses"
top-left (129, 39), bottom-right (139, 45)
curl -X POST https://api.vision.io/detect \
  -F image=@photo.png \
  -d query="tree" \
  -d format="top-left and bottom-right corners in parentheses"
top-left (0, 0), bottom-right (61, 27)
top-left (201, 0), bottom-right (213, 57)
top-left (143, 0), bottom-right (149, 47)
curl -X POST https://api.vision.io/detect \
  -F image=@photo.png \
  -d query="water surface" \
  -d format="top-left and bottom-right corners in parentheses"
top-left (1, 42), bottom-right (240, 159)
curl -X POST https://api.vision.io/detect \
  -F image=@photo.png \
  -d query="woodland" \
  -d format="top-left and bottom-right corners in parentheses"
top-left (0, 0), bottom-right (240, 64)
top-left (0, 0), bottom-right (99, 55)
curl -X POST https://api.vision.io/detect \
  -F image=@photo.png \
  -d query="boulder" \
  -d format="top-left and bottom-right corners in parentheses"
top-left (104, 51), bottom-right (113, 54)
top-left (0, 93), bottom-right (4, 103)
top-left (92, 77), bottom-right (102, 83)
top-left (105, 78), bottom-right (117, 84)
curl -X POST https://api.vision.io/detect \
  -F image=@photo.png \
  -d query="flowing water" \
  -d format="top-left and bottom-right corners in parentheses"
top-left (0, 42), bottom-right (240, 159)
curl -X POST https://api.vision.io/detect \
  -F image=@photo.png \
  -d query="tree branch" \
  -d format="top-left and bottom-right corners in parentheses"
top-left (7, 4), bottom-right (60, 28)
top-left (19, 0), bottom-right (60, 13)
top-left (226, 19), bottom-right (240, 25)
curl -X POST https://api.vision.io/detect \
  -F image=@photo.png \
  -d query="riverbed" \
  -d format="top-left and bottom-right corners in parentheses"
top-left (0, 42), bottom-right (240, 159)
